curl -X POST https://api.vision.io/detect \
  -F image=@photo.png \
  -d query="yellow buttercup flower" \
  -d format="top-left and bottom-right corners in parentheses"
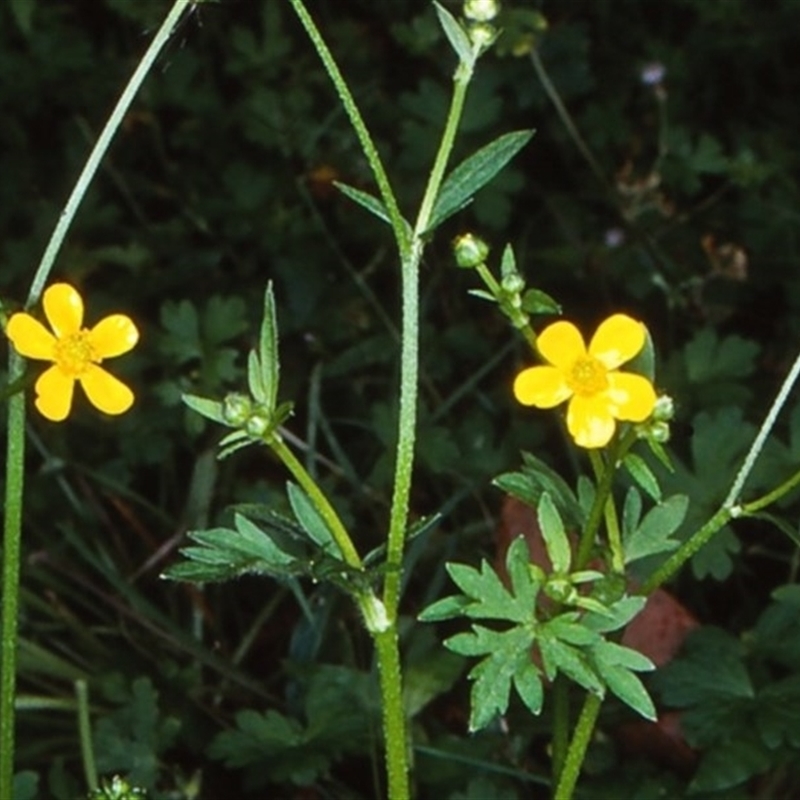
top-left (514, 313), bottom-right (656, 448)
top-left (5, 283), bottom-right (139, 421)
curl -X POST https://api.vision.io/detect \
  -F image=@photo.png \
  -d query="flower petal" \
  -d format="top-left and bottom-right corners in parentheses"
top-left (34, 365), bottom-right (75, 421)
top-left (6, 313), bottom-right (56, 359)
top-left (514, 365), bottom-right (572, 408)
top-left (79, 365), bottom-right (134, 415)
top-left (607, 372), bottom-right (657, 422)
top-left (44, 283), bottom-right (84, 337)
top-left (566, 394), bottom-right (616, 448)
top-left (537, 321), bottom-right (587, 369)
top-left (89, 315), bottom-right (139, 359)
top-left (588, 314), bottom-right (645, 370)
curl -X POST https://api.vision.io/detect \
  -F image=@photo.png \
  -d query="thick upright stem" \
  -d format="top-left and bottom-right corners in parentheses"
top-left (375, 627), bottom-right (410, 800)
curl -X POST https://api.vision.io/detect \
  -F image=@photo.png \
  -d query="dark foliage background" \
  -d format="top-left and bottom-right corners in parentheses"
top-left (3, 0), bottom-right (800, 797)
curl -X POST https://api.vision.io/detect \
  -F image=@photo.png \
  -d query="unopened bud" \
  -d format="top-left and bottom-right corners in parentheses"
top-left (453, 233), bottom-right (489, 268)
top-left (652, 394), bottom-right (675, 422)
top-left (464, 0), bottom-right (500, 23)
top-left (649, 421), bottom-right (671, 443)
top-left (467, 21), bottom-right (497, 50)
top-left (222, 393), bottom-right (253, 427)
top-left (245, 412), bottom-right (271, 438)
top-left (501, 272), bottom-right (525, 294)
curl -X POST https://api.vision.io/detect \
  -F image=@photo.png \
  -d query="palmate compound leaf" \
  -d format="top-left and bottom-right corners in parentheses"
top-left (623, 494), bottom-right (688, 566)
top-left (445, 625), bottom-right (539, 731)
top-left (163, 512), bottom-right (302, 584)
top-left (435, 537), bottom-right (539, 624)
top-left (589, 639), bottom-right (657, 721)
top-left (494, 452), bottom-right (585, 528)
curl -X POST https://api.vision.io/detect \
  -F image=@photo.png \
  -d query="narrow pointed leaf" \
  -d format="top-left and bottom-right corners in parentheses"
top-left (429, 130), bottom-right (535, 230)
top-left (286, 482), bottom-right (341, 556)
top-left (433, 1), bottom-right (474, 65)
top-left (182, 393), bottom-right (227, 425)
top-left (537, 492), bottom-right (571, 574)
top-left (253, 281), bottom-right (279, 410)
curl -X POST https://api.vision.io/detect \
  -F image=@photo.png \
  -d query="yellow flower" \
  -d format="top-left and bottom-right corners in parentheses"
top-left (513, 313), bottom-right (656, 448)
top-left (5, 283), bottom-right (139, 421)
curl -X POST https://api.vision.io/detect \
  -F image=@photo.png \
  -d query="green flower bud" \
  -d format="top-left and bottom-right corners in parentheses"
top-left (453, 233), bottom-right (489, 268)
top-left (650, 421), bottom-right (671, 443)
top-left (245, 412), bottom-right (271, 438)
top-left (543, 575), bottom-right (575, 605)
top-left (652, 394), bottom-right (675, 422)
top-left (501, 272), bottom-right (525, 294)
top-left (222, 392), bottom-right (253, 427)
top-left (467, 21), bottom-right (498, 50)
top-left (464, 0), bottom-right (500, 22)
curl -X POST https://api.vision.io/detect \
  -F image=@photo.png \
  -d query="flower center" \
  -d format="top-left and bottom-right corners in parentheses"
top-left (53, 330), bottom-right (98, 376)
top-left (567, 355), bottom-right (609, 397)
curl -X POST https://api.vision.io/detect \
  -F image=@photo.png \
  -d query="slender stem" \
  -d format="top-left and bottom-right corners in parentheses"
top-left (285, 0), bottom-right (410, 259)
top-left (742, 467), bottom-right (800, 515)
top-left (475, 263), bottom-right (538, 350)
top-left (75, 679), bottom-right (97, 792)
top-left (576, 449), bottom-right (614, 570)
top-left (641, 505), bottom-right (732, 594)
top-left (383, 65), bottom-right (472, 620)
top-left (589, 451), bottom-right (623, 573)
top-left (553, 693), bottom-right (602, 800)
top-left (26, 0), bottom-right (195, 307)
top-left (0, 356), bottom-right (25, 800)
top-left (551, 676), bottom-right (570, 784)
top-left (374, 627), bottom-right (410, 800)
top-left (529, 48), bottom-right (611, 196)
top-left (642, 344), bottom-right (800, 594)
top-left (269, 435), bottom-right (363, 570)
top-left (725, 346), bottom-right (800, 508)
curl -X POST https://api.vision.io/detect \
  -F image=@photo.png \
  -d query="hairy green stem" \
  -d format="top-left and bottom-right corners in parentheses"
top-left (26, 0), bottom-right (195, 306)
top-left (269, 435), bottom-right (363, 570)
top-left (576, 449), bottom-right (614, 570)
top-left (589, 451), bottom-right (623, 573)
top-left (742, 467), bottom-right (800, 515)
top-left (0, 357), bottom-right (25, 800)
top-left (725, 346), bottom-right (800, 508)
top-left (551, 676), bottom-right (570, 784)
top-left (643, 345), bottom-right (800, 593)
top-left (641, 505), bottom-right (732, 594)
top-left (383, 65), bottom-right (472, 620)
top-left (553, 692), bottom-right (602, 800)
top-left (76, 679), bottom-right (97, 792)
top-left (285, 0), bottom-right (410, 259)
top-left (374, 627), bottom-right (410, 800)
